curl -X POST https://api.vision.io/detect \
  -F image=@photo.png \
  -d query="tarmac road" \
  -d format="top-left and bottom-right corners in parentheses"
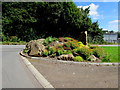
top-left (1, 45), bottom-right (43, 88)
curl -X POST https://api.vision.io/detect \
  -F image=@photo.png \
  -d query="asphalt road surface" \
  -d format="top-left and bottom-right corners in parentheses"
top-left (1, 45), bottom-right (43, 88)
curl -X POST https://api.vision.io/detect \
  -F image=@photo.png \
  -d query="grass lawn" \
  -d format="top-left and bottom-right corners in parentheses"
top-left (101, 46), bottom-right (119, 62)
top-left (0, 41), bottom-right (27, 45)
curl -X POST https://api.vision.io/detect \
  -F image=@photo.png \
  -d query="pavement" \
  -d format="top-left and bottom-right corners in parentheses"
top-left (1, 45), bottom-right (43, 88)
top-left (28, 58), bottom-right (118, 88)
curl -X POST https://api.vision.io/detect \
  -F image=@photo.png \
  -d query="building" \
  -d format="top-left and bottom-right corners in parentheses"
top-left (103, 33), bottom-right (118, 43)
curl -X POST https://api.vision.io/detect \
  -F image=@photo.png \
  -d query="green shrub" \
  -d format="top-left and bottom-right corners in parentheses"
top-left (69, 41), bottom-right (79, 49)
top-left (48, 47), bottom-right (56, 55)
top-left (74, 47), bottom-right (92, 60)
top-left (64, 37), bottom-right (75, 41)
top-left (78, 42), bottom-right (85, 48)
top-left (9, 36), bottom-right (20, 42)
top-left (19, 41), bottom-right (27, 45)
top-left (2, 34), bottom-right (7, 41)
top-left (56, 49), bottom-right (64, 56)
top-left (92, 47), bottom-right (104, 58)
top-left (42, 50), bottom-right (49, 57)
top-left (74, 56), bottom-right (84, 62)
top-left (63, 42), bottom-right (71, 50)
top-left (50, 53), bottom-right (56, 57)
top-left (102, 54), bottom-right (111, 62)
top-left (2, 36), bottom-right (20, 42)
top-left (23, 49), bottom-right (29, 53)
top-left (63, 50), bottom-right (72, 54)
top-left (43, 36), bottom-right (58, 46)
top-left (57, 45), bottom-right (63, 49)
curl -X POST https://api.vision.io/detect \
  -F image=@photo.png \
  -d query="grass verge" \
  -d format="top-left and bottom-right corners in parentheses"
top-left (101, 46), bottom-right (119, 62)
top-left (0, 41), bottom-right (27, 45)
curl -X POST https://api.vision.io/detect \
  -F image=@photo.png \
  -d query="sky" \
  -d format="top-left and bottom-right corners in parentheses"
top-left (74, 2), bottom-right (119, 32)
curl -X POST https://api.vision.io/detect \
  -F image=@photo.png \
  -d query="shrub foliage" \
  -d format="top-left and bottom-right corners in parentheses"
top-left (2, 2), bottom-right (103, 43)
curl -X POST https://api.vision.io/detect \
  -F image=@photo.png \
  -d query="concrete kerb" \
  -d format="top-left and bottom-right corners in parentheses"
top-left (20, 51), bottom-right (120, 66)
top-left (20, 51), bottom-right (55, 89)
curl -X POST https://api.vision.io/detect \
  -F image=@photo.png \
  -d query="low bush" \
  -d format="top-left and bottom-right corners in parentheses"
top-left (102, 54), bottom-right (111, 62)
top-left (92, 47), bottom-right (104, 58)
top-left (43, 36), bottom-right (58, 46)
top-left (56, 49), bottom-right (64, 56)
top-left (42, 50), bottom-right (49, 57)
top-left (48, 47), bottom-right (56, 55)
top-left (74, 47), bottom-right (92, 60)
top-left (2, 34), bottom-right (21, 42)
top-left (74, 56), bottom-right (84, 62)
top-left (69, 41), bottom-right (79, 49)
top-left (63, 43), bottom-right (71, 50)
top-left (90, 46), bottom-right (99, 49)
top-left (9, 36), bottom-right (20, 42)
top-left (63, 50), bottom-right (72, 54)
top-left (57, 44), bottom-right (64, 49)
top-left (23, 49), bottom-right (29, 53)
top-left (50, 53), bottom-right (56, 57)
top-left (64, 37), bottom-right (74, 41)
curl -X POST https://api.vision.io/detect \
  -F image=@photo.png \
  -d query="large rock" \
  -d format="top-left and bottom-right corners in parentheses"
top-left (26, 40), bottom-right (45, 56)
top-left (49, 41), bottom-right (60, 47)
top-left (88, 55), bottom-right (97, 62)
top-left (57, 54), bottom-right (74, 60)
top-left (36, 39), bottom-right (45, 44)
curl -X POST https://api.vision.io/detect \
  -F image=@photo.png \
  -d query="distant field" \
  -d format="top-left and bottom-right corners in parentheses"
top-left (101, 46), bottom-right (119, 62)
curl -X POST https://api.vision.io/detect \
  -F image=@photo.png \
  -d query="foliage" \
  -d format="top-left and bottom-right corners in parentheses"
top-left (61, 37), bottom-right (85, 50)
top-left (9, 36), bottom-right (20, 42)
top-left (1, 41), bottom-right (27, 45)
top-left (87, 21), bottom-right (104, 44)
top-left (63, 42), bottom-right (71, 50)
top-left (57, 44), bottom-right (64, 49)
top-left (102, 54), bottom-right (111, 62)
top-left (92, 46), bottom-right (104, 58)
top-left (43, 36), bottom-right (58, 46)
top-left (70, 41), bottom-right (85, 49)
top-left (102, 46), bottom-right (119, 62)
top-left (2, 34), bottom-right (8, 41)
top-left (118, 32), bottom-right (120, 38)
top-left (42, 50), bottom-right (49, 57)
top-left (2, 2), bottom-right (103, 43)
top-left (63, 50), bottom-right (72, 54)
top-left (74, 56), bottom-right (84, 62)
top-left (48, 47), bottom-right (57, 55)
top-left (74, 47), bottom-right (92, 60)
top-left (56, 49), bottom-right (64, 56)
top-left (23, 49), bottom-right (29, 53)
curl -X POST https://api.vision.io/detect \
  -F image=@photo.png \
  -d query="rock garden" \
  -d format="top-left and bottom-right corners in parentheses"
top-left (23, 37), bottom-right (110, 62)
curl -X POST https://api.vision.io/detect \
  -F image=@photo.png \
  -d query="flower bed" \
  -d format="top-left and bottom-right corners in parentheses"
top-left (23, 37), bottom-right (110, 62)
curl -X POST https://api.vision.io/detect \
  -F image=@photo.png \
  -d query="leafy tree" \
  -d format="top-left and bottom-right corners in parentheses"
top-left (2, 2), bottom-right (104, 43)
top-left (118, 32), bottom-right (120, 38)
top-left (88, 21), bottom-right (104, 44)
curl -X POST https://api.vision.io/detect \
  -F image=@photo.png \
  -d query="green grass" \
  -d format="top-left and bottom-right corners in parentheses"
top-left (101, 46), bottom-right (119, 62)
top-left (0, 41), bottom-right (27, 45)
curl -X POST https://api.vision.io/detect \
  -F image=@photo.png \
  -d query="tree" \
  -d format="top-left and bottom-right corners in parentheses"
top-left (2, 2), bottom-right (104, 43)
top-left (2, 2), bottom-right (41, 41)
top-left (87, 21), bottom-right (104, 44)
